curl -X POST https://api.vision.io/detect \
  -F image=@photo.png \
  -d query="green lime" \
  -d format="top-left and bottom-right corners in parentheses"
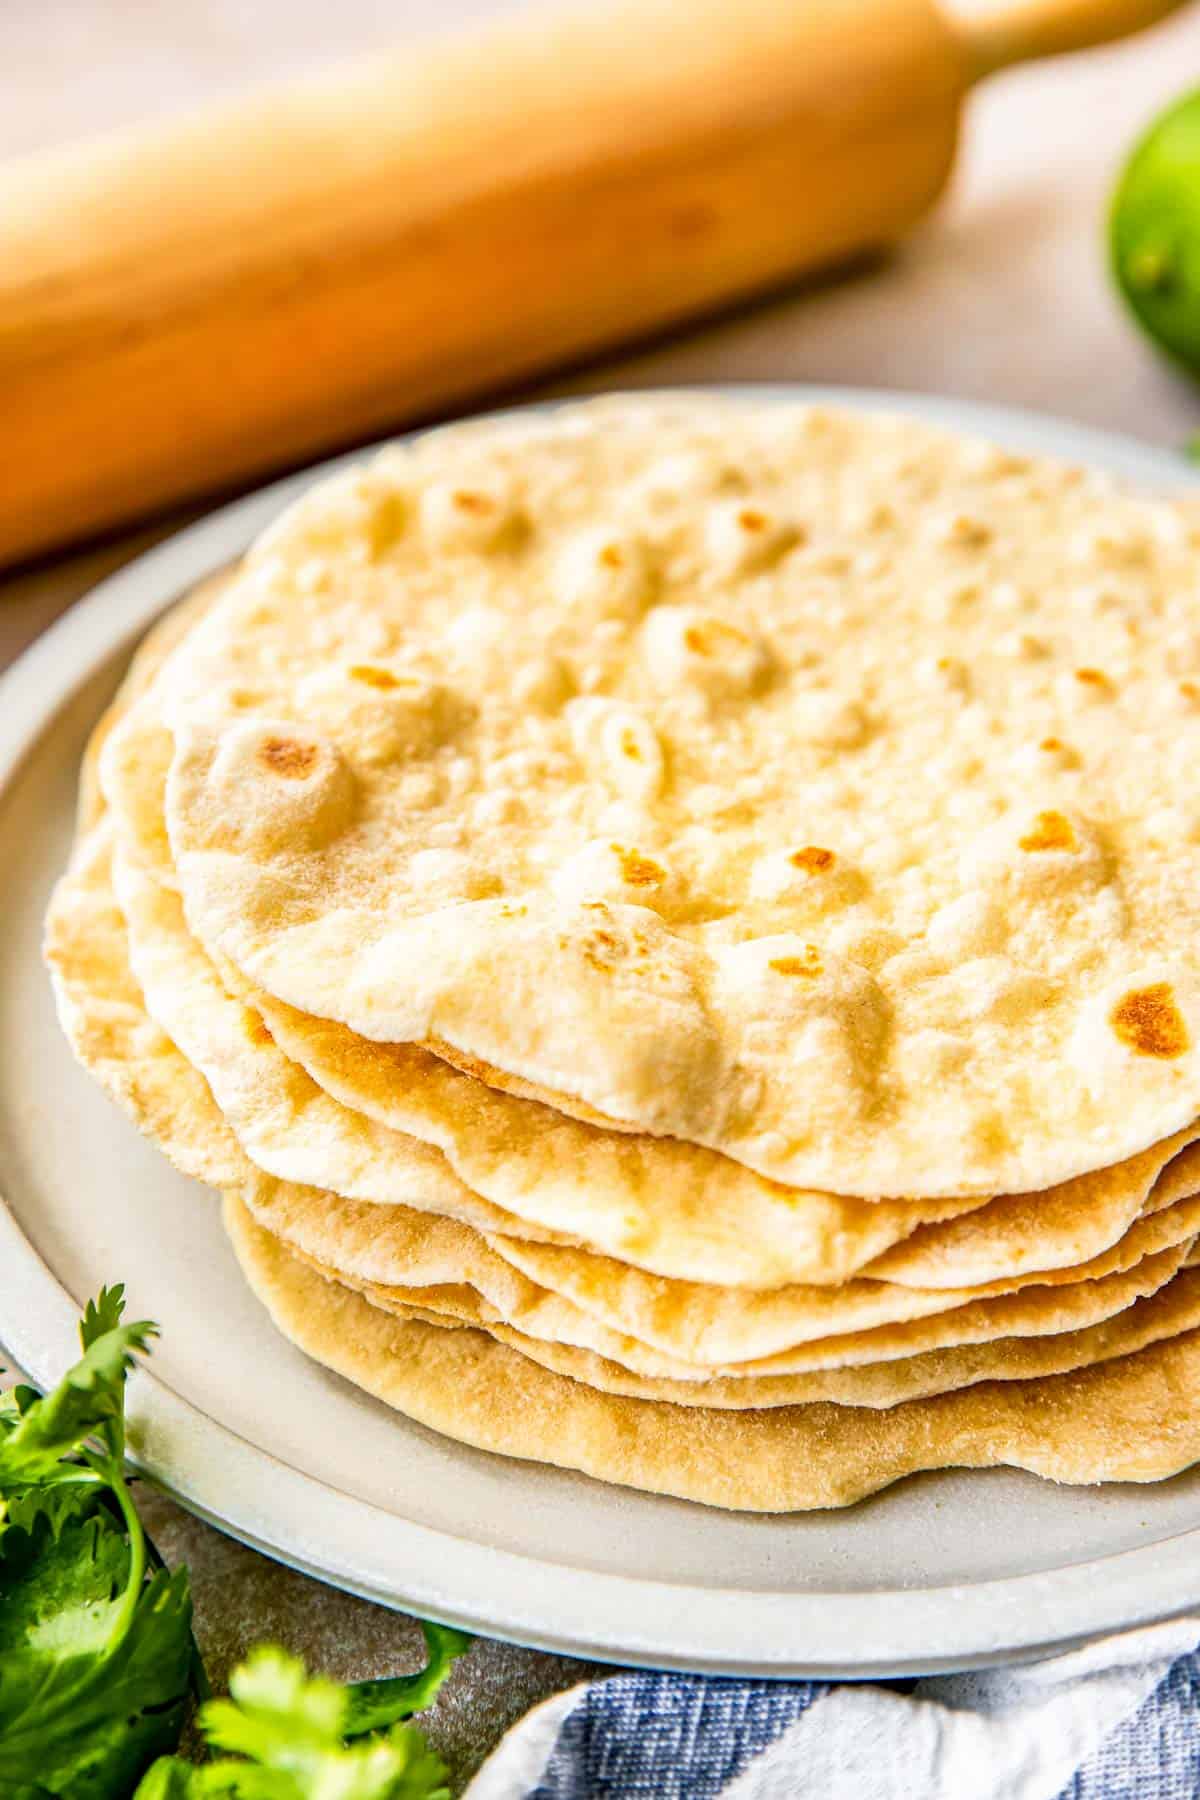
top-left (1111, 86), bottom-right (1200, 379)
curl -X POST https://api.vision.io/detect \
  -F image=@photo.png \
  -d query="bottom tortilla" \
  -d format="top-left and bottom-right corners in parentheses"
top-left (224, 1194), bottom-right (1200, 1513)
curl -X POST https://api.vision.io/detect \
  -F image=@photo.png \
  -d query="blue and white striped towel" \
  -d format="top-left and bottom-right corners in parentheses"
top-left (465, 1617), bottom-right (1200, 1798)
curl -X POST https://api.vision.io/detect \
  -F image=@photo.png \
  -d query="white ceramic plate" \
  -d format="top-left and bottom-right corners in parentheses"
top-left (4, 387), bottom-right (1200, 1679)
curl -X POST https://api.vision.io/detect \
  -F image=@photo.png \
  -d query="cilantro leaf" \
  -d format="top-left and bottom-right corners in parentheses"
top-left (0, 1291), bottom-right (156, 1490)
top-left (137, 1648), bottom-right (456, 1800)
top-left (0, 1547), bottom-right (194, 1799)
top-left (79, 1287), bottom-right (129, 1350)
top-left (0, 1490), bottom-right (125, 1656)
top-left (0, 1482), bottom-right (95, 1550)
top-left (0, 1287), bottom-right (198, 1798)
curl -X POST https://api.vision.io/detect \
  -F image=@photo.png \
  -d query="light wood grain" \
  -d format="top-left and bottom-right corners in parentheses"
top-left (0, 0), bottom-right (968, 565)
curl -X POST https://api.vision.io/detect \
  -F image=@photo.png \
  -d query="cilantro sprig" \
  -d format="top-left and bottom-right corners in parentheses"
top-left (0, 1288), bottom-right (470, 1800)
top-left (0, 1286), bottom-right (194, 1798)
top-left (137, 1634), bottom-right (469, 1800)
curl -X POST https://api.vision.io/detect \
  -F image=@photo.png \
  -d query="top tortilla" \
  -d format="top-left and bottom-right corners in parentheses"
top-left (100, 626), bottom-right (1200, 1292)
top-left (154, 397), bottom-right (1200, 1196)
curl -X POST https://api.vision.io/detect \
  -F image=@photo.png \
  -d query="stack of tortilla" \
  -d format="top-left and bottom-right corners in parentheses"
top-left (45, 396), bottom-right (1200, 1511)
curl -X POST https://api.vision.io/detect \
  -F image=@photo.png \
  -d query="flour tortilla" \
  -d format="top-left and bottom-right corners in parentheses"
top-left (45, 827), bottom-right (246, 1194)
top-left (859, 1132), bottom-right (1200, 1289)
top-left (225, 1195), bottom-right (1200, 1512)
top-left (244, 1165), bottom-right (1200, 1367)
top-left (91, 814), bottom-right (1200, 1365)
top-left (117, 770), bottom-right (1200, 1296)
top-left (236, 969), bottom-right (1200, 1292)
top-left (100, 650), bottom-right (1200, 1291)
top-left (48, 822), bottom-right (1200, 1373)
top-left (485, 1189), bottom-right (1200, 1363)
top-left (295, 1244), bottom-right (1200, 1410)
top-left (243, 1168), bottom-right (1197, 1383)
top-left (155, 398), bottom-right (1200, 1197)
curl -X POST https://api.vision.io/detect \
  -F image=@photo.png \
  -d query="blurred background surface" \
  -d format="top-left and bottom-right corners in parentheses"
top-left (5, 0), bottom-right (1200, 440)
top-left (3, 1), bottom-right (1200, 1787)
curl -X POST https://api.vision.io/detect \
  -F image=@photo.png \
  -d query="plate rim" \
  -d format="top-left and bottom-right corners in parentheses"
top-left (4, 382), bottom-right (1200, 1678)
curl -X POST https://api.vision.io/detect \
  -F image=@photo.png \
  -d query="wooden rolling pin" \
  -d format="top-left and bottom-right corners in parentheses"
top-left (0, 0), bottom-right (1186, 568)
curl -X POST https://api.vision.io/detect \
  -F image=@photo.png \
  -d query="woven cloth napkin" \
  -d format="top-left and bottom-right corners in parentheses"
top-left (464, 1617), bottom-right (1200, 1798)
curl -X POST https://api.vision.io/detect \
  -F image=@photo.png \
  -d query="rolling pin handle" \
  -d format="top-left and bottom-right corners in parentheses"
top-left (960, 0), bottom-right (1189, 79)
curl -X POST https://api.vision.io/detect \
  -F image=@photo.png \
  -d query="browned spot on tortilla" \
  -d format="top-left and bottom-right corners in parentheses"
top-left (737, 508), bottom-right (768, 533)
top-left (452, 489), bottom-right (494, 516)
top-left (770, 945), bottom-right (823, 978)
top-left (1180, 681), bottom-right (1200, 704)
top-left (1074, 667), bottom-right (1111, 690)
top-left (348, 664), bottom-right (403, 690)
top-left (1018, 810), bottom-right (1078, 854)
top-left (619, 729), bottom-right (643, 761)
top-left (684, 619), bottom-right (749, 656)
top-left (612, 844), bottom-right (665, 887)
top-left (789, 846), bottom-right (836, 874)
top-left (599, 544), bottom-right (625, 569)
top-left (583, 928), bottom-right (624, 972)
top-left (259, 737), bottom-right (319, 780)
top-left (1039, 736), bottom-right (1064, 752)
top-left (1110, 983), bottom-right (1190, 1059)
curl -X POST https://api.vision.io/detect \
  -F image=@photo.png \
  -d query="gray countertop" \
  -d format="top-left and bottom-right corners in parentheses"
top-left (4, 0), bottom-right (1200, 1785)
